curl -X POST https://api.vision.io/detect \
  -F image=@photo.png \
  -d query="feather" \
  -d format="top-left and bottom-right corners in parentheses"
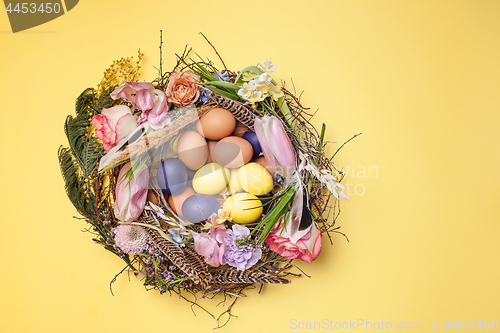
top-left (98, 123), bottom-right (150, 171)
top-left (287, 183), bottom-right (313, 244)
top-left (141, 216), bottom-right (203, 286)
top-left (211, 270), bottom-right (290, 284)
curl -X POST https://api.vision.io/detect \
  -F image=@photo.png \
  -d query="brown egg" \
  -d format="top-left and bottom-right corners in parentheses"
top-left (168, 187), bottom-right (196, 216)
top-left (254, 156), bottom-right (274, 175)
top-left (232, 125), bottom-right (249, 137)
top-left (147, 190), bottom-right (169, 204)
top-left (196, 108), bottom-right (236, 140)
top-left (206, 140), bottom-right (218, 163)
top-left (177, 130), bottom-right (208, 170)
top-left (213, 136), bottom-right (253, 168)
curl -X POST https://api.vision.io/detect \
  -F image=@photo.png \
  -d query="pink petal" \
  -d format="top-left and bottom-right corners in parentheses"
top-left (115, 113), bottom-right (138, 142)
top-left (254, 116), bottom-right (279, 172)
top-left (264, 115), bottom-right (296, 177)
top-left (135, 89), bottom-right (155, 111)
top-left (101, 105), bottom-right (133, 129)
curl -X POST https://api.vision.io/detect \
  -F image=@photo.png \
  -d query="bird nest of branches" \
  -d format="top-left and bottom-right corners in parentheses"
top-left (58, 34), bottom-right (354, 327)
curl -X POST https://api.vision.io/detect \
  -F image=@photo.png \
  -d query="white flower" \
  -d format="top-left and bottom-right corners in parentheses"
top-left (238, 81), bottom-right (256, 100)
top-left (259, 59), bottom-right (277, 74)
top-left (269, 84), bottom-right (284, 100)
top-left (242, 71), bottom-right (258, 81)
top-left (256, 72), bottom-right (272, 85)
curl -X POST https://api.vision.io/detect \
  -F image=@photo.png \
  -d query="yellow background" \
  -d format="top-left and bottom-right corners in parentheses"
top-left (1, 1), bottom-right (499, 332)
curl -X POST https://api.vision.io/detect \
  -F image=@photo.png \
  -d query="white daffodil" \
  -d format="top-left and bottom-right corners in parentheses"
top-left (237, 81), bottom-right (256, 100)
top-left (256, 72), bottom-right (272, 85)
top-left (269, 83), bottom-right (284, 100)
top-left (242, 71), bottom-right (258, 82)
top-left (259, 59), bottom-right (277, 74)
top-left (255, 81), bottom-right (270, 96)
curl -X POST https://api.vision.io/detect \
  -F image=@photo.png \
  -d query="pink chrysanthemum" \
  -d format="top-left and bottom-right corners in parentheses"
top-left (113, 225), bottom-right (149, 254)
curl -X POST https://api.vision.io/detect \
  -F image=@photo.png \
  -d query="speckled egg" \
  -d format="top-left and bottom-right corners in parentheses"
top-left (213, 136), bottom-right (253, 168)
top-left (223, 193), bottom-right (263, 224)
top-left (196, 108), bottom-right (236, 140)
top-left (192, 163), bottom-right (231, 195)
top-left (237, 162), bottom-right (273, 195)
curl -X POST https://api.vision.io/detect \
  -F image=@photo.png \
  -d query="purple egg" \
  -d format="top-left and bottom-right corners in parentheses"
top-left (242, 131), bottom-right (262, 156)
top-left (258, 192), bottom-right (274, 212)
top-left (182, 194), bottom-right (221, 223)
top-left (156, 158), bottom-right (187, 195)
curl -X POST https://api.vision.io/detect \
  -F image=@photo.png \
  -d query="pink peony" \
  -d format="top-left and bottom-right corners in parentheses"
top-left (192, 227), bottom-right (228, 267)
top-left (165, 71), bottom-right (201, 107)
top-left (111, 81), bottom-right (155, 111)
top-left (92, 105), bottom-right (137, 151)
top-left (265, 219), bottom-right (322, 263)
top-left (114, 162), bottom-right (149, 222)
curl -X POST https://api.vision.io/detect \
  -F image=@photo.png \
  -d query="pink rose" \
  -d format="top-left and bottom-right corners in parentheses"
top-left (92, 105), bottom-right (137, 151)
top-left (265, 219), bottom-right (322, 263)
top-left (192, 227), bottom-right (228, 267)
top-left (111, 81), bottom-right (155, 111)
top-left (136, 89), bottom-right (170, 130)
top-left (114, 162), bottom-right (149, 222)
top-left (165, 71), bottom-right (201, 107)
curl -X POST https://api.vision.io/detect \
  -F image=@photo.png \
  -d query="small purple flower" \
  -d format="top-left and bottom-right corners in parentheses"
top-left (199, 88), bottom-right (211, 103)
top-left (213, 71), bottom-right (229, 82)
top-left (223, 225), bottom-right (262, 271)
top-left (168, 228), bottom-right (184, 247)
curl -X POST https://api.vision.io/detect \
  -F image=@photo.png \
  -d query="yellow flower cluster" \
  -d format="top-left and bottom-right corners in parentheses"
top-left (96, 49), bottom-right (144, 97)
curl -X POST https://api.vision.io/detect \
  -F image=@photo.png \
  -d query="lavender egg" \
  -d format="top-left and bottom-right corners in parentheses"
top-left (156, 158), bottom-right (187, 195)
top-left (182, 194), bottom-right (221, 223)
top-left (242, 131), bottom-right (262, 156)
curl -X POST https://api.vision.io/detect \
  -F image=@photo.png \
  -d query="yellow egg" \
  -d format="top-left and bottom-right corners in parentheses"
top-left (223, 193), bottom-right (263, 224)
top-left (227, 169), bottom-right (243, 194)
top-left (192, 163), bottom-right (231, 195)
top-left (237, 162), bottom-right (273, 195)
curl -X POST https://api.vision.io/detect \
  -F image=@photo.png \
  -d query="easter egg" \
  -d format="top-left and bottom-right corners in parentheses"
top-left (168, 187), bottom-right (196, 217)
top-left (192, 163), bottom-right (231, 195)
top-left (147, 190), bottom-right (168, 204)
top-left (196, 108), bottom-right (236, 140)
top-left (177, 130), bottom-right (208, 170)
top-left (232, 125), bottom-right (248, 137)
top-left (223, 193), bottom-right (263, 224)
top-left (213, 136), bottom-right (253, 168)
top-left (254, 156), bottom-right (274, 175)
top-left (237, 162), bottom-right (273, 195)
top-left (227, 169), bottom-right (243, 194)
top-left (257, 192), bottom-right (273, 212)
top-left (242, 131), bottom-right (262, 156)
top-left (206, 140), bottom-right (218, 163)
top-left (182, 194), bottom-right (221, 223)
top-left (156, 158), bottom-right (188, 195)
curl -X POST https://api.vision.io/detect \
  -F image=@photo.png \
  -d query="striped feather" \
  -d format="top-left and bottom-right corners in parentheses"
top-left (211, 270), bottom-right (290, 285)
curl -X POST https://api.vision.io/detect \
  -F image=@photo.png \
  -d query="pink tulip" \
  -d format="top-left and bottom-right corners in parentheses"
top-left (92, 105), bottom-right (137, 151)
top-left (114, 162), bottom-right (149, 222)
top-left (192, 228), bottom-right (228, 267)
top-left (254, 115), bottom-right (296, 177)
top-left (136, 89), bottom-right (171, 130)
top-left (265, 218), bottom-right (322, 263)
top-left (111, 81), bottom-right (155, 111)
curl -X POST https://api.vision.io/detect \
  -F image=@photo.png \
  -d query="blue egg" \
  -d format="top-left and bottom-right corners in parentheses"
top-left (242, 131), bottom-right (262, 156)
top-left (156, 158), bottom-right (187, 195)
top-left (182, 194), bottom-right (221, 223)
